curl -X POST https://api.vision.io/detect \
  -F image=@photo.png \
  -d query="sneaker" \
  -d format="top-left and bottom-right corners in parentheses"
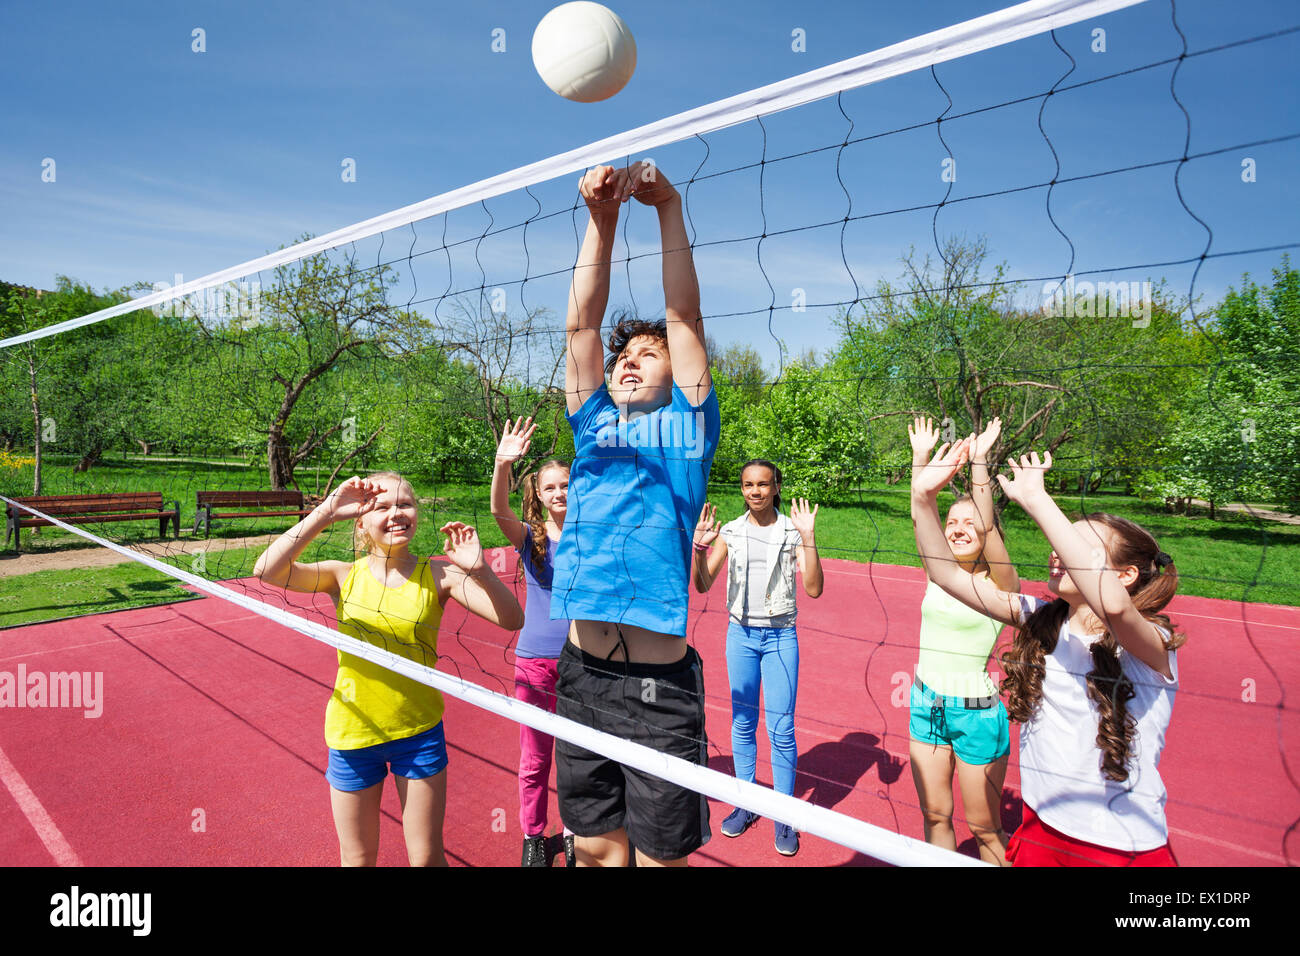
top-left (563, 833), bottom-right (576, 868)
top-left (721, 806), bottom-right (759, 838)
top-left (521, 835), bottom-right (550, 867)
top-left (774, 823), bottom-right (800, 857)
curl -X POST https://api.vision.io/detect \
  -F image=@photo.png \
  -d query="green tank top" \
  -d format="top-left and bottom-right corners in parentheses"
top-left (916, 579), bottom-right (1004, 699)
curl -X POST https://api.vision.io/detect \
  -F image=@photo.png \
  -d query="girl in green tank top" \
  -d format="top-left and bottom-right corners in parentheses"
top-left (907, 418), bottom-right (1020, 866)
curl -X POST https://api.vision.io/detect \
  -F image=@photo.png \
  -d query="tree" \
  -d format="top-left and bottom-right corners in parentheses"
top-left (833, 236), bottom-right (1201, 497)
top-left (1142, 259), bottom-right (1300, 510)
top-left (191, 240), bottom-right (422, 491)
top-left (439, 297), bottom-right (567, 492)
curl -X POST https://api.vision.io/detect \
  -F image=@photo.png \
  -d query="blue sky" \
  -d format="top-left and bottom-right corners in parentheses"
top-left (2, 0), bottom-right (1296, 371)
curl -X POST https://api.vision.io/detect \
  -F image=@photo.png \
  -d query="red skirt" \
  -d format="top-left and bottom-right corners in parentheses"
top-left (1006, 806), bottom-right (1177, 867)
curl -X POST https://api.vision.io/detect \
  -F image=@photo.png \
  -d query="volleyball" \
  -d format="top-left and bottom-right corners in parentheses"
top-left (531, 2), bottom-right (637, 103)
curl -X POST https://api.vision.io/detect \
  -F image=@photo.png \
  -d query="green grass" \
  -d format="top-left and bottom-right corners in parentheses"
top-left (2, 460), bottom-right (1298, 628)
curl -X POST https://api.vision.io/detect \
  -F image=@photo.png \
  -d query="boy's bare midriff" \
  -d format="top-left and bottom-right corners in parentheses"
top-left (569, 620), bottom-right (688, 664)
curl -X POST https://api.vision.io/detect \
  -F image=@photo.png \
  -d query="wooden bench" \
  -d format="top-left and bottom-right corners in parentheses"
top-left (194, 490), bottom-right (313, 536)
top-left (4, 493), bottom-right (180, 552)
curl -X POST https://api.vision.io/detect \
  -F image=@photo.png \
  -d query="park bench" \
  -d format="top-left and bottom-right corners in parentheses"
top-left (4, 492), bottom-right (180, 552)
top-left (194, 490), bottom-right (313, 536)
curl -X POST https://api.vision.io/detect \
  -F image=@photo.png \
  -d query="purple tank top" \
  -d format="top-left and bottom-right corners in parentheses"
top-left (515, 525), bottom-right (570, 659)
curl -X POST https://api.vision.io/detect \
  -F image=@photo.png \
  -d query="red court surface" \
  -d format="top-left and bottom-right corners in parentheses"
top-left (1, 556), bottom-right (1296, 867)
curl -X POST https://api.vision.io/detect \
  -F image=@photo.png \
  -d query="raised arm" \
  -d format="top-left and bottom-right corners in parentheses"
top-left (629, 162), bottom-right (711, 406)
top-left (566, 166), bottom-right (624, 415)
top-left (970, 417), bottom-right (1020, 593)
top-left (998, 453), bottom-right (1172, 678)
top-left (691, 502), bottom-right (728, 593)
top-left (490, 417), bottom-right (533, 551)
top-left (252, 477), bottom-right (374, 597)
top-left (911, 439), bottom-right (1020, 627)
top-left (790, 498), bottom-right (823, 599)
top-left (435, 522), bottom-right (524, 631)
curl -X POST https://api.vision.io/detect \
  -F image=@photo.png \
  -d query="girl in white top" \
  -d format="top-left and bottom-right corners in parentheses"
top-left (910, 440), bottom-right (1184, 865)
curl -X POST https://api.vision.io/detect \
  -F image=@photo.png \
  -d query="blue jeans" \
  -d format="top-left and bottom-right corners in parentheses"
top-left (726, 620), bottom-right (799, 796)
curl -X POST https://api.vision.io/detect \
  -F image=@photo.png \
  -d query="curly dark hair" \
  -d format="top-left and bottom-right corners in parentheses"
top-left (604, 311), bottom-right (669, 378)
top-left (1000, 513), bottom-right (1184, 782)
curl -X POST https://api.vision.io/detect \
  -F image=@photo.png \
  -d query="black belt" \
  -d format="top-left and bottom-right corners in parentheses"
top-left (917, 676), bottom-right (996, 711)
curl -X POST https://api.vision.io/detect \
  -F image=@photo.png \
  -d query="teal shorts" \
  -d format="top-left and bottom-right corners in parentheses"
top-left (908, 680), bottom-right (1010, 766)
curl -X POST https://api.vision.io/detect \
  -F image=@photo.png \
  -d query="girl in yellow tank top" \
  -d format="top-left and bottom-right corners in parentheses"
top-left (254, 472), bottom-right (523, 866)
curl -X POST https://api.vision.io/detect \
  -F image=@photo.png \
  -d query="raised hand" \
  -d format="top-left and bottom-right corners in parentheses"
top-left (995, 451), bottom-right (1054, 508)
top-left (578, 164), bottom-right (628, 225)
top-left (908, 416), bottom-right (942, 460)
top-left (911, 438), bottom-right (971, 498)
top-left (320, 476), bottom-right (383, 523)
top-left (626, 160), bottom-right (679, 208)
top-left (972, 416), bottom-right (1002, 465)
top-left (495, 417), bottom-right (536, 465)
top-left (441, 522), bottom-right (485, 573)
top-left (693, 502), bottom-right (721, 548)
top-left (790, 497), bottom-right (818, 539)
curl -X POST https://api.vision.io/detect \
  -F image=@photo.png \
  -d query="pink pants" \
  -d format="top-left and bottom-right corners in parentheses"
top-left (514, 657), bottom-right (562, 837)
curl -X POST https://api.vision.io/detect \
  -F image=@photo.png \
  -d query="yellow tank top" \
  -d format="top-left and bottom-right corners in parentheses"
top-left (324, 557), bottom-right (445, 750)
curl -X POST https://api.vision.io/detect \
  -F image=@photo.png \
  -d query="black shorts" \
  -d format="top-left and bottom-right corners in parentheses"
top-left (555, 641), bottom-right (711, 861)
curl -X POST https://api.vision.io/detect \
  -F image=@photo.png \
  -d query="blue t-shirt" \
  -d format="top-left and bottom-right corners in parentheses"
top-left (515, 524), bottom-right (570, 659)
top-left (551, 382), bottom-right (721, 637)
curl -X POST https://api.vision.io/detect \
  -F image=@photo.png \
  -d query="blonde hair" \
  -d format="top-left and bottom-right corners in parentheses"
top-left (351, 471), bottom-right (417, 555)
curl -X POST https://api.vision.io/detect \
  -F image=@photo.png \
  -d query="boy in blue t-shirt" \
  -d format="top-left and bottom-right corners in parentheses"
top-left (551, 160), bottom-right (720, 867)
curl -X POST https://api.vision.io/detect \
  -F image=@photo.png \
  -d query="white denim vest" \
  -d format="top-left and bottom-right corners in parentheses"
top-left (720, 512), bottom-right (802, 623)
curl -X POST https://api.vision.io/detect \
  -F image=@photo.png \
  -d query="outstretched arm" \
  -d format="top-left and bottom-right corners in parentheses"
top-left (435, 522), bottom-right (524, 631)
top-left (630, 162), bottom-right (710, 406)
top-left (490, 417), bottom-right (533, 551)
top-left (911, 439), bottom-right (1020, 627)
top-left (566, 166), bottom-right (625, 415)
top-left (691, 502), bottom-right (728, 593)
top-left (971, 417), bottom-right (1019, 593)
top-left (998, 453), bottom-right (1172, 678)
top-left (790, 498), bottom-right (823, 599)
top-left (253, 477), bottom-right (375, 597)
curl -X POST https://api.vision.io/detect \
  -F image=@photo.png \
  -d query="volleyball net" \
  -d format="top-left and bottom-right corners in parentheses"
top-left (2, 0), bottom-right (1297, 865)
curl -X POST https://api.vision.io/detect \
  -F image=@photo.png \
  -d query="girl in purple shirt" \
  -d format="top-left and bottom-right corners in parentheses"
top-left (491, 416), bottom-right (572, 867)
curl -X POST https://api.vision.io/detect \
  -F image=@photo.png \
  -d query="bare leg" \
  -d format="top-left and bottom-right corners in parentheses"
top-left (330, 781), bottom-right (384, 867)
top-left (394, 770), bottom-right (448, 867)
top-left (956, 753), bottom-right (1010, 866)
top-left (634, 847), bottom-right (689, 867)
top-left (909, 740), bottom-right (957, 851)
top-left (575, 829), bottom-right (630, 867)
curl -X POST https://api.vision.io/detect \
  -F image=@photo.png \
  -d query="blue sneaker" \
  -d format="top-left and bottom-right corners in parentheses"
top-left (720, 806), bottom-right (759, 837)
top-left (774, 823), bottom-right (799, 857)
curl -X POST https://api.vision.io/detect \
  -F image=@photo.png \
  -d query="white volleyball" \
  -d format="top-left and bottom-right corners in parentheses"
top-left (532, 2), bottom-right (637, 103)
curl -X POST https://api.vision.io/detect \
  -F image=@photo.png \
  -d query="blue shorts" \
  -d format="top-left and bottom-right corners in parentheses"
top-left (326, 722), bottom-right (448, 792)
top-left (908, 680), bottom-right (1010, 766)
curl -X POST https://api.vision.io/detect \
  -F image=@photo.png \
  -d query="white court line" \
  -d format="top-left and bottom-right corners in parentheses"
top-left (0, 743), bottom-right (83, 866)
top-left (1167, 825), bottom-right (1285, 864)
top-left (0, 638), bottom-right (122, 665)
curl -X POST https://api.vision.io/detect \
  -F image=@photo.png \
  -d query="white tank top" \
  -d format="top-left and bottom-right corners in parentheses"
top-left (1016, 595), bottom-right (1178, 852)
